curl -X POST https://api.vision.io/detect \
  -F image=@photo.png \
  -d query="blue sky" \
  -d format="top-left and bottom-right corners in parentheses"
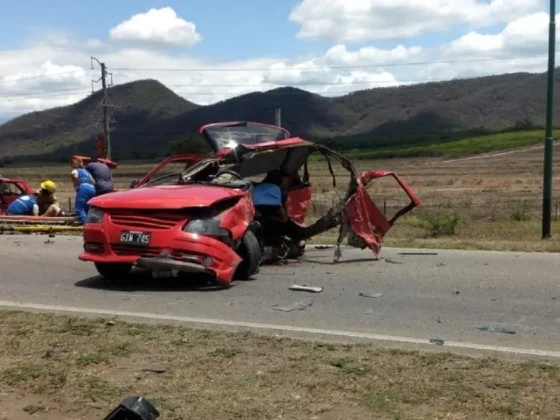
top-left (2, 0), bottom-right (538, 59)
top-left (3, 0), bottom-right (318, 60)
top-left (0, 0), bottom-right (553, 119)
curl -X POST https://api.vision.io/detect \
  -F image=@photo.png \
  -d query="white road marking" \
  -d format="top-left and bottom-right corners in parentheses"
top-left (1, 300), bottom-right (559, 360)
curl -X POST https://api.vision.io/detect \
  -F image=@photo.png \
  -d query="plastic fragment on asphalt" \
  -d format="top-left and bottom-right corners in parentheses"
top-left (430, 338), bottom-right (445, 346)
top-left (289, 284), bottom-right (323, 293)
top-left (142, 366), bottom-right (166, 373)
top-left (359, 292), bottom-right (384, 298)
top-left (398, 252), bottom-right (438, 256)
top-left (272, 299), bottom-right (313, 312)
top-left (478, 326), bottom-right (516, 335)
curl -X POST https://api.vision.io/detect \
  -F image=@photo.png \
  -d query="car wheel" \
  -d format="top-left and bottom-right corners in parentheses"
top-left (94, 262), bottom-right (132, 282)
top-left (234, 230), bottom-right (262, 280)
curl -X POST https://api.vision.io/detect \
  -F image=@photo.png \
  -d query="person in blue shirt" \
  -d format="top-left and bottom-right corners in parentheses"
top-left (71, 157), bottom-right (96, 224)
top-left (6, 192), bottom-right (40, 216)
top-left (6, 180), bottom-right (64, 217)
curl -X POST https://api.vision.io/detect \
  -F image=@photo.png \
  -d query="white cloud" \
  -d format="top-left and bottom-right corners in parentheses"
top-left (419, 11), bottom-right (555, 80)
top-left (443, 12), bottom-right (555, 58)
top-left (0, 35), bottom-right (419, 118)
top-left (109, 7), bottom-right (202, 48)
top-left (0, 60), bottom-right (91, 116)
top-left (0, 8), bottom-right (557, 121)
top-left (289, 0), bottom-right (541, 42)
top-left (323, 44), bottom-right (422, 65)
top-left (83, 39), bottom-right (104, 49)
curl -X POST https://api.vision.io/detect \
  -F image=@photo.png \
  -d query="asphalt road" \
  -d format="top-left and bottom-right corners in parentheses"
top-left (1, 235), bottom-right (559, 362)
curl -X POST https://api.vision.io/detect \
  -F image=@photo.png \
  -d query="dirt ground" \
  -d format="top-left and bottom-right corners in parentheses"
top-left (6, 145), bottom-right (560, 216)
top-left (0, 311), bottom-right (559, 420)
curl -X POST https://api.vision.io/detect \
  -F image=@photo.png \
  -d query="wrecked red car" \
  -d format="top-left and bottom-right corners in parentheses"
top-left (0, 177), bottom-right (34, 215)
top-left (78, 121), bottom-right (420, 287)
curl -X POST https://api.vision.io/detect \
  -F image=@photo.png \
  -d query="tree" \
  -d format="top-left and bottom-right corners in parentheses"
top-left (167, 134), bottom-right (211, 155)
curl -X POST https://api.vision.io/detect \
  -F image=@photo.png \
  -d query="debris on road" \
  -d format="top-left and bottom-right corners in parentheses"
top-left (437, 263), bottom-right (446, 267)
top-left (365, 309), bottom-right (374, 314)
top-left (453, 290), bottom-right (460, 295)
top-left (399, 252), bottom-right (438, 256)
top-left (314, 245), bottom-right (333, 249)
top-left (384, 258), bottom-right (403, 264)
top-left (477, 326), bottom-right (516, 335)
top-left (272, 299), bottom-right (313, 312)
top-left (289, 284), bottom-right (323, 293)
top-left (142, 366), bottom-right (167, 374)
top-left (359, 292), bottom-right (384, 299)
top-left (429, 338), bottom-right (445, 346)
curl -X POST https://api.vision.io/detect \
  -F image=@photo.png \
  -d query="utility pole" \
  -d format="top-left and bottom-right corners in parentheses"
top-left (542, 0), bottom-right (556, 239)
top-left (274, 108), bottom-right (282, 127)
top-left (91, 57), bottom-right (114, 160)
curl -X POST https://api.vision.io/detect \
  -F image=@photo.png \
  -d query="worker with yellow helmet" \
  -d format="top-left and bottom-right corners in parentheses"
top-left (6, 180), bottom-right (65, 217)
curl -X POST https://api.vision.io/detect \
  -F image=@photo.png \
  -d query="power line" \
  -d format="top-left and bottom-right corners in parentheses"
top-left (164, 78), bottom-right (446, 87)
top-left (0, 52), bottom-right (553, 87)
top-left (1, 90), bottom-right (92, 100)
top-left (0, 77), bottom-right (450, 98)
top-left (0, 52), bottom-right (552, 91)
top-left (0, 72), bottom-right (525, 100)
top-left (0, 87), bottom-right (95, 98)
top-left (0, 69), bottom-right (91, 85)
top-left (110, 53), bottom-right (554, 72)
top-left (0, 87), bottom-right (428, 100)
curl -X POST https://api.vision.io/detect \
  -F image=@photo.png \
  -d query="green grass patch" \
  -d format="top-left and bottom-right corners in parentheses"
top-left (309, 129), bottom-right (559, 160)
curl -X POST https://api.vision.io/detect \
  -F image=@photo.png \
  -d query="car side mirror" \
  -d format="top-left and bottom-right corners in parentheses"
top-left (130, 180), bottom-right (138, 189)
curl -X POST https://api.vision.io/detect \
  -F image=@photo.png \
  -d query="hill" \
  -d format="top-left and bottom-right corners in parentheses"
top-left (0, 69), bottom-right (559, 162)
top-left (0, 79), bottom-right (199, 161)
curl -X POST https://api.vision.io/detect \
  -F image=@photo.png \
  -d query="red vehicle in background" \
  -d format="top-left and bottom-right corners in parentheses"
top-left (0, 177), bottom-right (34, 215)
top-left (79, 121), bottom-right (420, 287)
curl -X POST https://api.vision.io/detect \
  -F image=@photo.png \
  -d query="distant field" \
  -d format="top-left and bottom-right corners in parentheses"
top-left (331, 129), bottom-right (560, 160)
top-left (3, 135), bottom-right (560, 252)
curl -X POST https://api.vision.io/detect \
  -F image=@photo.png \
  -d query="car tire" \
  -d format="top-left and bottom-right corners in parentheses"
top-left (234, 230), bottom-right (262, 280)
top-left (94, 262), bottom-right (132, 282)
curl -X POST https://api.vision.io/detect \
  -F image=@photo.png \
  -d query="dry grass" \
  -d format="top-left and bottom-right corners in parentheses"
top-left (4, 147), bottom-right (560, 251)
top-left (0, 310), bottom-right (559, 420)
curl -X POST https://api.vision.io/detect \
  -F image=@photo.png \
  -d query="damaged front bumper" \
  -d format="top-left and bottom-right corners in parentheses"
top-left (135, 256), bottom-right (215, 276)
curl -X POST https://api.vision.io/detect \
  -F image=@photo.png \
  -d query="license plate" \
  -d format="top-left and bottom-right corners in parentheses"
top-left (120, 230), bottom-right (151, 245)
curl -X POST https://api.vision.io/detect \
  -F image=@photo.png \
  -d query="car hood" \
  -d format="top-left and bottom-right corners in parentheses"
top-left (89, 184), bottom-right (246, 210)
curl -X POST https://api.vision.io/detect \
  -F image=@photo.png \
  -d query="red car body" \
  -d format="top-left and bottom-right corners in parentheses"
top-left (79, 121), bottom-right (420, 287)
top-left (0, 177), bottom-right (34, 215)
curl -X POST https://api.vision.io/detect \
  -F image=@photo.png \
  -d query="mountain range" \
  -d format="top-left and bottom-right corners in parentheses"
top-left (0, 69), bottom-right (558, 162)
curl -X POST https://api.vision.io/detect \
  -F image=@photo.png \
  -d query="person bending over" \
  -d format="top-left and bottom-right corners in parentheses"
top-left (7, 180), bottom-right (64, 217)
top-left (85, 158), bottom-right (113, 196)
